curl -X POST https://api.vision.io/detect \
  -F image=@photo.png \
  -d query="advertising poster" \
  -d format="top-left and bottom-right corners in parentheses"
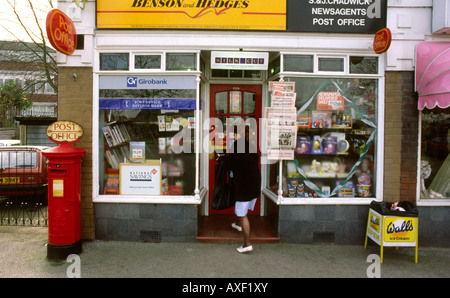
top-left (97, 0), bottom-right (286, 31)
top-left (317, 92), bottom-right (344, 111)
top-left (383, 216), bottom-right (416, 243)
top-left (266, 81), bottom-right (297, 160)
top-left (366, 209), bottom-right (381, 245)
top-left (120, 160), bottom-right (161, 195)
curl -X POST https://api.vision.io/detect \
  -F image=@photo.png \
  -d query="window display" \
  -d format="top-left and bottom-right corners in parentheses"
top-left (420, 107), bottom-right (449, 199)
top-left (98, 75), bottom-right (197, 196)
top-left (270, 77), bottom-right (378, 199)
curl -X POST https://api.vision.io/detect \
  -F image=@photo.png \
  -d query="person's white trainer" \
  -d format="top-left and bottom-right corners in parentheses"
top-left (231, 222), bottom-right (242, 232)
top-left (236, 245), bottom-right (253, 253)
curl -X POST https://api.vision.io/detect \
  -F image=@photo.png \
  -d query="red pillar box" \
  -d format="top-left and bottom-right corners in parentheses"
top-left (43, 121), bottom-right (86, 260)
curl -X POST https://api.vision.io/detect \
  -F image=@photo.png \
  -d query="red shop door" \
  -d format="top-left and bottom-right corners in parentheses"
top-left (209, 84), bottom-right (262, 215)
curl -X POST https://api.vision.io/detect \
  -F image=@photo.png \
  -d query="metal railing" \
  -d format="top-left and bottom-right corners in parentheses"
top-left (0, 149), bottom-right (48, 227)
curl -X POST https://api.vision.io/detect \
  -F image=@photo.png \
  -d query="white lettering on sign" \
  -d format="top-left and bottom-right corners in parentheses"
top-left (47, 121), bottom-right (84, 143)
top-left (307, 0), bottom-right (381, 29)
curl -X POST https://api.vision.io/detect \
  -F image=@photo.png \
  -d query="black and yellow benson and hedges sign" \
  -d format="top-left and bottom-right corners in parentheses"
top-left (97, 0), bottom-right (286, 31)
top-left (96, 0), bottom-right (387, 33)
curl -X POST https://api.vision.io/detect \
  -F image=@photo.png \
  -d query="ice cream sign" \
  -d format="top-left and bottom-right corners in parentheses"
top-left (365, 207), bottom-right (418, 263)
top-left (384, 217), bottom-right (416, 242)
top-left (47, 121), bottom-right (84, 144)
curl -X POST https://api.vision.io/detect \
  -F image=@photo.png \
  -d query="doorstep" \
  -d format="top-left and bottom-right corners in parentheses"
top-left (196, 215), bottom-right (280, 243)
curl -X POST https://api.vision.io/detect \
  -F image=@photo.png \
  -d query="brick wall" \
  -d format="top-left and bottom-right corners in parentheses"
top-left (384, 71), bottom-right (419, 203)
top-left (57, 67), bottom-right (94, 240)
top-left (384, 72), bottom-right (402, 202)
top-left (399, 72), bottom-right (419, 202)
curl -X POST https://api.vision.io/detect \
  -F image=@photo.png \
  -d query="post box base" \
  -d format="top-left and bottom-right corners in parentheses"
top-left (47, 240), bottom-right (82, 260)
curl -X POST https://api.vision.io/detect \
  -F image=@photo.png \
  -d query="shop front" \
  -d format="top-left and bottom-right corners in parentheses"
top-left (415, 41), bottom-right (450, 247)
top-left (55, 0), bottom-right (422, 244)
top-left (90, 43), bottom-right (385, 243)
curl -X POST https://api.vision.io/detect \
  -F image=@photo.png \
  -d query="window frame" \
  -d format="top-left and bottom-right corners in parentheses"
top-left (279, 53), bottom-right (380, 77)
top-left (132, 52), bottom-right (163, 72)
top-left (416, 108), bottom-right (450, 206)
top-left (265, 52), bottom-right (385, 205)
top-left (99, 51), bottom-right (201, 73)
top-left (93, 50), bottom-right (204, 204)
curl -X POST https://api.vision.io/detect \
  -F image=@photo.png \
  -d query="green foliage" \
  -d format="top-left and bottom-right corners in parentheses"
top-left (0, 80), bottom-right (32, 110)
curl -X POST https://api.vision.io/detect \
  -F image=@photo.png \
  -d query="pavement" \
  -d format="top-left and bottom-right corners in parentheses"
top-left (1, 225), bottom-right (449, 280)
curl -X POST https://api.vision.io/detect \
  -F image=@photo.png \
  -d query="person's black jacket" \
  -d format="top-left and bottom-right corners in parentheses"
top-left (222, 139), bottom-right (261, 202)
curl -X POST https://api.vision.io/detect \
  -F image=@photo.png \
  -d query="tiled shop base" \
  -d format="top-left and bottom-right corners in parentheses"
top-left (197, 215), bottom-right (279, 243)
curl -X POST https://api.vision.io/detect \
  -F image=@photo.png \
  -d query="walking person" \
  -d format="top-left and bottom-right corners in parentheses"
top-left (219, 124), bottom-right (261, 253)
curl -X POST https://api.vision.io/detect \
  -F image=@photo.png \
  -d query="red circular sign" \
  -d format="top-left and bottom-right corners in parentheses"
top-left (46, 9), bottom-right (77, 55)
top-left (373, 28), bottom-right (392, 54)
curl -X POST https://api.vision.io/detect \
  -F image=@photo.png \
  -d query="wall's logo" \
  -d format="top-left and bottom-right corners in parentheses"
top-left (127, 77), bottom-right (138, 87)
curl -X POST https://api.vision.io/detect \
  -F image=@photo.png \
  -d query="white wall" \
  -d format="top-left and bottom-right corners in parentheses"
top-left (56, 0), bottom-right (95, 67)
top-left (386, 0), bottom-right (450, 71)
top-left (57, 0), bottom-right (450, 71)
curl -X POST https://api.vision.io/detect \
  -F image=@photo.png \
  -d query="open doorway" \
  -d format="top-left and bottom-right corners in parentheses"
top-left (197, 83), bottom-right (278, 243)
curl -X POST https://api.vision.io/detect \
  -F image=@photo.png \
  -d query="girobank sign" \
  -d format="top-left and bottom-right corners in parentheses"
top-left (99, 75), bottom-right (196, 90)
top-left (127, 77), bottom-right (168, 88)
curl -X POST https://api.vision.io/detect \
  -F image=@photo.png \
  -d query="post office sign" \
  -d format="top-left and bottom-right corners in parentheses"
top-left (47, 120), bottom-right (84, 144)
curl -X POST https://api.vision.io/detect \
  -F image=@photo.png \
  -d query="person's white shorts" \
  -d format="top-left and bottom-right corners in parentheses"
top-left (235, 198), bottom-right (257, 217)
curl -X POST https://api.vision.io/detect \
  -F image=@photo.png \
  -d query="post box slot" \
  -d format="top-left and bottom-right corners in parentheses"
top-left (50, 169), bottom-right (68, 174)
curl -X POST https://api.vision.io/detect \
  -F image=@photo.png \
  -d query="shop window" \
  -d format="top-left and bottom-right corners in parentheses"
top-left (244, 70), bottom-right (261, 78)
top-left (318, 57), bottom-right (344, 72)
top-left (76, 35), bottom-right (84, 50)
top-left (269, 55), bottom-right (281, 76)
top-left (350, 56), bottom-right (378, 74)
top-left (135, 54), bottom-right (161, 70)
top-left (100, 53), bottom-right (129, 71)
top-left (215, 91), bottom-right (228, 113)
top-left (420, 107), bottom-right (449, 199)
top-left (98, 76), bottom-right (197, 196)
top-left (211, 69), bottom-right (261, 78)
top-left (166, 53), bottom-right (197, 71)
top-left (211, 69), bottom-right (228, 78)
top-left (269, 77), bottom-right (378, 199)
top-left (230, 70), bottom-right (242, 78)
top-left (284, 55), bottom-right (313, 72)
top-left (243, 92), bottom-right (256, 114)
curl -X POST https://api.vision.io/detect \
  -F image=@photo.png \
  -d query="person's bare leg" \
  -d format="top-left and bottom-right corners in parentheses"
top-left (240, 215), bottom-right (251, 247)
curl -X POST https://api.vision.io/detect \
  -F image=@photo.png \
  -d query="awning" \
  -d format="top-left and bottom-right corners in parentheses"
top-left (415, 42), bottom-right (450, 110)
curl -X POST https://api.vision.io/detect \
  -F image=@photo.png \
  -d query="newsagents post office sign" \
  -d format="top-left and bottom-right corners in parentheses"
top-left (288, 0), bottom-right (387, 33)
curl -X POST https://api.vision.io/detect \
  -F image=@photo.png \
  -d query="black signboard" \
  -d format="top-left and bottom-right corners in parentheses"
top-left (287, 0), bottom-right (387, 34)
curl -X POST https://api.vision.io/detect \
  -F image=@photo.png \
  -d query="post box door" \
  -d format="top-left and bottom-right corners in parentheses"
top-left (48, 169), bottom-right (76, 244)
